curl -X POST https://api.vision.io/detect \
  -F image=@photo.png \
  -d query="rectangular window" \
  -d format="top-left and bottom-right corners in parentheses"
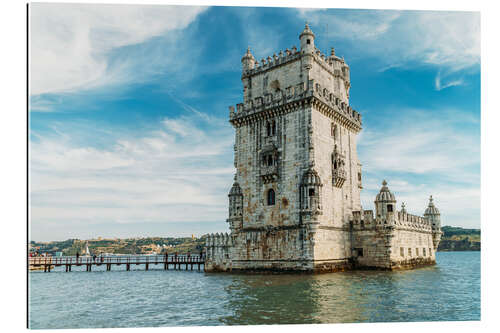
top-left (400, 247), bottom-right (404, 257)
top-left (416, 248), bottom-right (419, 256)
top-left (408, 248), bottom-right (412, 257)
top-left (423, 248), bottom-right (426, 256)
top-left (354, 248), bottom-right (363, 257)
top-left (429, 248), bottom-right (432, 256)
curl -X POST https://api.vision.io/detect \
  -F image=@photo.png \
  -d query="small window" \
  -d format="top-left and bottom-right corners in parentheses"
top-left (267, 189), bottom-right (275, 205)
top-left (408, 248), bottom-right (412, 257)
top-left (387, 204), bottom-right (393, 212)
top-left (400, 247), bottom-right (404, 257)
top-left (266, 122), bottom-right (271, 136)
top-left (423, 248), bottom-right (426, 256)
top-left (358, 172), bottom-right (362, 182)
top-left (355, 248), bottom-right (363, 257)
top-left (308, 188), bottom-right (315, 197)
top-left (307, 39), bottom-right (310, 45)
top-left (267, 155), bottom-right (273, 166)
top-left (429, 248), bottom-right (432, 256)
top-left (272, 120), bottom-right (276, 136)
top-left (416, 248), bottom-right (419, 256)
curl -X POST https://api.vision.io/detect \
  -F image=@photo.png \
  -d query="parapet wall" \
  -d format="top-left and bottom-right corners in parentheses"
top-left (230, 78), bottom-right (361, 130)
top-left (242, 46), bottom-right (349, 82)
top-left (351, 209), bottom-right (432, 232)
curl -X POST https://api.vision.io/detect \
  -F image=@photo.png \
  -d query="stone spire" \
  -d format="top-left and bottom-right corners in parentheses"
top-left (401, 202), bottom-right (407, 213)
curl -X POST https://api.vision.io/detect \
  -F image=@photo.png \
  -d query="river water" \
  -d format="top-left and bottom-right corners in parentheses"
top-left (28, 251), bottom-right (480, 329)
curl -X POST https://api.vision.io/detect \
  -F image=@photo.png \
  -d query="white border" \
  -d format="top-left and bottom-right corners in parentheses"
top-left (2, 0), bottom-right (498, 333)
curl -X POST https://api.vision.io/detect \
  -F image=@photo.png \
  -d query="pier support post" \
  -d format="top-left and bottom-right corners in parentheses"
top-left (126, 264), bottom-right (130, 271)
top-left (145, 263), bottom-right (149, 271)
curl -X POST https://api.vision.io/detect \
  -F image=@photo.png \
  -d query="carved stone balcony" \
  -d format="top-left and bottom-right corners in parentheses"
top-left (260, 165), bottom-right (278, 183)
top-left (263, 136), bottom-right (278, 147)
top-left (333, 168), bottom-right (347, 188)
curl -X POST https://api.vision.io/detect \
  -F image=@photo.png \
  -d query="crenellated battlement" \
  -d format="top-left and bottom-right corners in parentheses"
top-left (242, 46), bottom-right (350, 83)
top-left (350, 208), bottom-right (432, 232)
top-left (395, 211), bottom-right (432, 231)
top-left (229, 77), bottom-right (361, 131)
top-left (205, 232), bottom-right (232, 248)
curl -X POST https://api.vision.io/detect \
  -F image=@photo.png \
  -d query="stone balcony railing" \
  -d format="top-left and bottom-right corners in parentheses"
top-left (263, 136), bottom-right (278, 147)
top-left (260, 164), bottom-right (278, 183)
top-left (333, 168), bottom-right (347, 188)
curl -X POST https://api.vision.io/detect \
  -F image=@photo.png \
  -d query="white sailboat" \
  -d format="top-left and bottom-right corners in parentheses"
top-left (83, 241), bottom-right (91, 257)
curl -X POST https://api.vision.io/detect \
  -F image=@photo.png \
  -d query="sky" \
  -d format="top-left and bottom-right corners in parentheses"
top-left (29, 3), bottom-right (480, 242)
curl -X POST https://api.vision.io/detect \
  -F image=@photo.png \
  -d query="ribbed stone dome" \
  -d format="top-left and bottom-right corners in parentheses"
top-left (302, 168), bottom-right (322, 186)
top-left (241, 46), bottom-right (255, 62)
top-left (229, 182), bottom-right (242, 196)
top-left (424, 195), bottom-right (440, 215)
top-left (299, 23), bottom-right (315, 39)
top-left (375, 180), bottom-right (396, 202)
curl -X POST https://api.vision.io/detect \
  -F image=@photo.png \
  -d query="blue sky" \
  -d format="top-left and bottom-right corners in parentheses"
top-left (29, 3), bottom-right (480, 241)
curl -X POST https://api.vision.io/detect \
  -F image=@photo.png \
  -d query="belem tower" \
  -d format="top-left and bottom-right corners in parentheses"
top-left (205, 24), bottom-right (442, 273)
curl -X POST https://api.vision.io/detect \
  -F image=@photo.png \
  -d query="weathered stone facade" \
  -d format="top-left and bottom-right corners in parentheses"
top-left (205, 25), bottom-right (442, 273)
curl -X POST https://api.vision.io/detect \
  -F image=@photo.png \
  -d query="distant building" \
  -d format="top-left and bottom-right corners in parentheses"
top-left (205, 24), bottom-right (442, 272)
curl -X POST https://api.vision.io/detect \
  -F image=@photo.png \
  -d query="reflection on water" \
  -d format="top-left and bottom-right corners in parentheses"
top-left (29, 252), bottom-right (480, 329)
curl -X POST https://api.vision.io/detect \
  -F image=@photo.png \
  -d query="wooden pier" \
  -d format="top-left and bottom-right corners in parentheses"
top-left (29, 254), bottom-right (205, 272)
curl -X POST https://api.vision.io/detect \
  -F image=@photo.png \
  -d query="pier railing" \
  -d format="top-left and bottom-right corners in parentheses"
top-left (28, 254), bottom-right (205, 272)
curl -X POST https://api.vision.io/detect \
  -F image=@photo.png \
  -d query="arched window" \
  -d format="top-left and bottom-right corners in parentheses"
top-left (266, 122), bottom-right (271, 136)
top-left (272, 120), bottom-right (276, 136)
top-left (267, 189), bottom-right (275, 205)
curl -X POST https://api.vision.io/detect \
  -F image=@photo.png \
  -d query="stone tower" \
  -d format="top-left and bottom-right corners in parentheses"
top-left (205, 24), bottom-right (441, 272)
top-left (207, 24), bottom-right (362, 272)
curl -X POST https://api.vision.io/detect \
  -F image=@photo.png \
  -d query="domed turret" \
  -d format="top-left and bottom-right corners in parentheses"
top-left (241, 46), bottom-right (256, 71)
top-left (299, 23), bottom-right (315, 53)
top-left (375, 180), bottom-right (396, 218)
top-left (229, 182), bottom-right (242, 196)
top-left (301, 168), bottom-right (322, 186)
top-left (424, 195), bottom-right (441, 230)
top-left (424, 195), bottom-right (440, 215)
top-left (300, 168), bottom-right (323, 214)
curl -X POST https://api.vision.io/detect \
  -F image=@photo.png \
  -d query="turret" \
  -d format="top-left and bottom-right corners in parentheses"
top-left (299, 23), bottom-right (315, 53)
top-left (424, 195), bottom-right (442, 249)
top-left (374, 180), bottom-right (396, 221)
top-left (241, 46), bottom-right (256, 71)
top-left (227, 181), bottom-right (243, 232)
top-left (424, 195), bottom-right (440, 229)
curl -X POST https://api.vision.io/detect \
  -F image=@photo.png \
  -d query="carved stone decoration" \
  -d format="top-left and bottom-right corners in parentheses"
top-left (300, 168), bottom-right (323, 216)
top-left (332, 145), bottom-right (347, 188)
top-left (259, 145), bottom-right (279, 184)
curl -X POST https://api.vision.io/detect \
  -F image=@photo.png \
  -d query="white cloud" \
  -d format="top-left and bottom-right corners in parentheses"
top-left (30, 3), bottom-right (207, 95)
top-left (297, 9), bottom-right (480, 72)
top-left (30, 111), bottom-right (235, 240)
top-left (358, 107), bottom-right (480, 228)
top-left (359, 108), bottom-right (479, 180)
top-left (435, 71), bottom-right (465, 90)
